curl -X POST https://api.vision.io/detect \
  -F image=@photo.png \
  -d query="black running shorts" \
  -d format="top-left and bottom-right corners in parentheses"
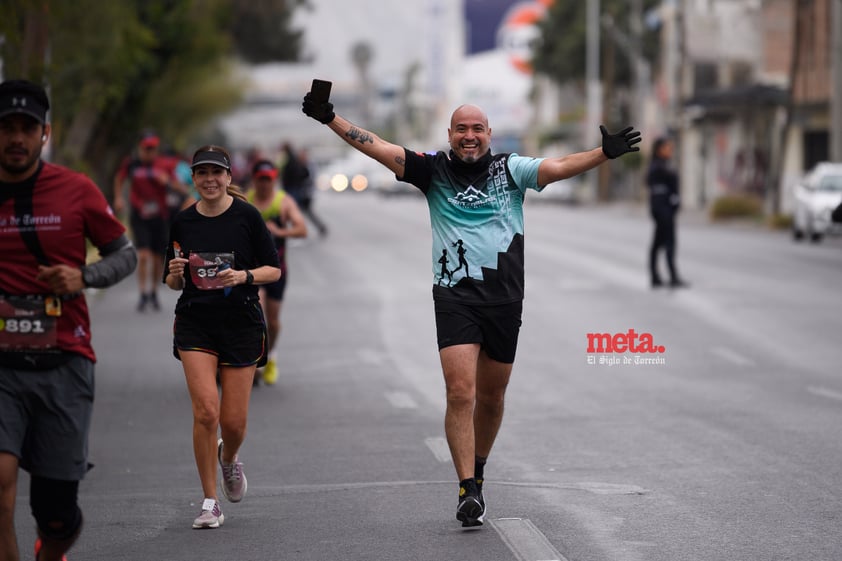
top-left (129, 210), bottom-right (167, 253)
top-left (433, 299), bottom-right (523, 364)
top-left (173, 301), bottom-right (267, 367)
top-left (261, 275), bottom-right (287, 301)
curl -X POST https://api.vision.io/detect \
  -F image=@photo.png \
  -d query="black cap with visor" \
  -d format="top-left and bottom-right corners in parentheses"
top-left (191, 150), bottom-right (231, 170)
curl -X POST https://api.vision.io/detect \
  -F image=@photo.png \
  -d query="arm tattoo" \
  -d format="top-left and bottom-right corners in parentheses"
top-left (346, 127), bottom-right (374, 145)
top-left (395, 156), bottom-right (405, 166)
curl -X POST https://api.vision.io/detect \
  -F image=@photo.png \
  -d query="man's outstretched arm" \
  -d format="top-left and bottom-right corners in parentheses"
top-left (537, 125), bottom-right (641, 186)
top-left (302, 85), bottom-right (406, 177)
top-left (328, 115), bottom-right (407, 177)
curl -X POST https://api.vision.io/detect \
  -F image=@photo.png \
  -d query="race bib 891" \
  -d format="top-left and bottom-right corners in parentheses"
top-left (0, 295), bottom-right (58, 352)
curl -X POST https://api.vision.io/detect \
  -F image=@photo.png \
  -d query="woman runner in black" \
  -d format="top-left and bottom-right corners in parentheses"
top-left (163, 145), bottom-right (281, 529)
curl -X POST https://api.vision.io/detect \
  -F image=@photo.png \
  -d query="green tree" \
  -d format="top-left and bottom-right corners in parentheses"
top-left (533, 0), bottom-right (660, 90)
top-left (228, 0), bottom-right (308, 63)
top-left (532, 1), bottom-right (659, 201)
top-left (0, 0), bottom-right (306, 192)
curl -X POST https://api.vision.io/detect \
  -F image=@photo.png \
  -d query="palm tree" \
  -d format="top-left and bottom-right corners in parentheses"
top-left (351, 41), bottom-right (374, 123)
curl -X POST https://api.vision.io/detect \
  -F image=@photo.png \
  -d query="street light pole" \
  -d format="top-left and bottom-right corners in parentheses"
top-left (630, 0), bottom-right (645, 130)
top-left (586, 0), bottom-right (602, 149)
top-left (586, 0), bottom-right (602, 200)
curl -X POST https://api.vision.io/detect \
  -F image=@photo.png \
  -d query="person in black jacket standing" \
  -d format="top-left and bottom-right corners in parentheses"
top-left (646, 137), bottom-right (688, 288)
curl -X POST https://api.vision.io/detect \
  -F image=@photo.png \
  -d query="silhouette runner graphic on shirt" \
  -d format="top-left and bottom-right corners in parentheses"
top-left (437, 249), bottom-right (452, 286)
top-left (450, 239), bottom-right (470, 279)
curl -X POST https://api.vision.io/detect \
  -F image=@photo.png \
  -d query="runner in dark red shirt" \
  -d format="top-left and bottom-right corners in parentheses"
top-left (113, 132), bottom-right (183, 312)
top-left (0, 79), bottom-right (137, 561)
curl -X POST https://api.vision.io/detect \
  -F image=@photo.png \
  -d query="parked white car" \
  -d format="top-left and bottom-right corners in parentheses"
top-left (792, 162), bottom-right (842, 242)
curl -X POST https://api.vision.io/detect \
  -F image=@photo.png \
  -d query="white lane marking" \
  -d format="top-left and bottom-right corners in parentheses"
top-left (807, 385), bottom-right (842, 402)
top-left (384, 391), bottom-right (418, 409)
top-left (573, 482), bottom-right (647, 495)
top-left (491, 517), bottom-right (568, 561)
top-left (424, 437), bottom-right (452, 463)
top-left (711, 346), bottom-right (756, 367)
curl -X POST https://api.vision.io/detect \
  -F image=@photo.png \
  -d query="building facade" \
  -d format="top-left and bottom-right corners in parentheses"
top-left (669, 0), bottom-right (837, 214)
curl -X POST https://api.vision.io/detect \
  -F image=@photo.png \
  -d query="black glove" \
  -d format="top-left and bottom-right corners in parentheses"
top-left (302, 92), bottom-right (335, 124)
top-left (600, 125), bottom-right (641, 159)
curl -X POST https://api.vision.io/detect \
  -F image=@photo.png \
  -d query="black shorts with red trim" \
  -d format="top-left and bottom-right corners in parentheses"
top-left (173, 300), bottom-right (267, 367)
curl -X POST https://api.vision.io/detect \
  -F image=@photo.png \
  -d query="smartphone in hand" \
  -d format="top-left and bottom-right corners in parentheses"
top-left (310, 79), bottom-right (332, 104)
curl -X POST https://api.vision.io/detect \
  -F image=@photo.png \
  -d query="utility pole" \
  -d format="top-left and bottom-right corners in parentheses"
top-left (629, 0), bottom-right (646, 130)
top-left (831, 0), bottom-right (842, 162)
top-left (598, 7), bottom-right (651, 202)
top-left (586, 0), bottom-right (602, 149)
top-left (599, 18), bottom-right (616, 202)
top-left (586, 0), bottom-right (602, 200)
top-left (663, 0), bottom-right (683, 133)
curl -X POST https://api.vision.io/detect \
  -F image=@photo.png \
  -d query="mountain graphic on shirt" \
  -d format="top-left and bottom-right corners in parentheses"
top-left (460, 186), bottom-right (487, 202)
top-left (449, 186), bottom-right (493, 207)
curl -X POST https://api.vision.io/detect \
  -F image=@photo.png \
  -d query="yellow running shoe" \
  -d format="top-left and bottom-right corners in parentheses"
top-left (262, 358), bottom-right (278, 385)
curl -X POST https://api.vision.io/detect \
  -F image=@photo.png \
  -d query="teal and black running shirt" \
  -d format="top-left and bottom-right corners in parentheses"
top-left (400, 148), bottom-right (545, 305)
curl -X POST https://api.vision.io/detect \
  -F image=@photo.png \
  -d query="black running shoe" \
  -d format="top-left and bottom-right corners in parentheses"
top-left (456, 479), bottom-right (484, 527)
top-left (476, 477), bottom-right (486, 517)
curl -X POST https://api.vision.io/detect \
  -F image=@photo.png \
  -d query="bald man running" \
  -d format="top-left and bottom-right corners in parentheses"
top-left (303, 90), bottom-right (641, 527)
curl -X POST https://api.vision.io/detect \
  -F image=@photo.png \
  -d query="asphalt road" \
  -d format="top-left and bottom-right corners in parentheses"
top-left (13, 189), bottom-right (842, 561)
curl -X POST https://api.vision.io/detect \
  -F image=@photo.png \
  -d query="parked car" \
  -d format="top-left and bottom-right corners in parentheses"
top-left (792, 162), bottom-right (842, 242)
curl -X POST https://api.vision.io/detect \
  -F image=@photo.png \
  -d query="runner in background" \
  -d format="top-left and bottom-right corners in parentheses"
top-left (113, 132), bottom-right (187, 312)
top-left (281, 142), bottom-right (328, 237)
top-left (167, 150), bottom-right (198, 223)
top-left (247, 159), bottom-right (307, 385)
